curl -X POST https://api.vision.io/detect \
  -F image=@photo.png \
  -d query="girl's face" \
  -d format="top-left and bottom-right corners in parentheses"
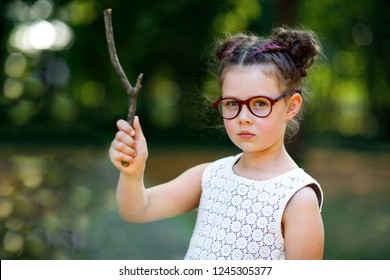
top-left (220, 65), bottom-right (300, 154)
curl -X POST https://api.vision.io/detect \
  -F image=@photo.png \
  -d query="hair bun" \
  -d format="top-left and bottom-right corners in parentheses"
top-left (271, 27), bottom-right (321, 77)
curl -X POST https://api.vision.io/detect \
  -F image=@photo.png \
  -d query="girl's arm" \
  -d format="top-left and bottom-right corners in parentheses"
top-left (282, 186), bottom-right (324, 260)
top-left (109, 116), bottom-right (208, 223)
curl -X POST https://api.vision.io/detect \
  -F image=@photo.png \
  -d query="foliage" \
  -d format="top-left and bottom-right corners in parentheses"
top-left (1, 0), bottom-right (260, 145)
top-left (297, 0), bottom-right (390, 139)
top-left (1, 0), bottom-right (388, 145)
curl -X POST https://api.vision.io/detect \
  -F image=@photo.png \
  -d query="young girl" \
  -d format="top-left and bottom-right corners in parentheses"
top-left (109, 26), bottom-right (324, 260)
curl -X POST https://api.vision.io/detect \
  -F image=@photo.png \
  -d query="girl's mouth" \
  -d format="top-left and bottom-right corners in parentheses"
top-left (238, 131), bottom-right (255, 139)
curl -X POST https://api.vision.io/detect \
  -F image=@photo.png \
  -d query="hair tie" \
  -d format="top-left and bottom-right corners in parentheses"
top-left (255, 41), bottom-right (285, 54)
top-left (224, 42), bottom-right (240, 58)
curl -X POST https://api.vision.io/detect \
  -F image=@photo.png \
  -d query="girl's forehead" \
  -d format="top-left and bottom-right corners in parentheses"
top-left (221, 65), bottom-right (283, 91)
top-left (224, 65), bottom-right (263, 75)
top-left (222, 65), bottom-right (282, 82)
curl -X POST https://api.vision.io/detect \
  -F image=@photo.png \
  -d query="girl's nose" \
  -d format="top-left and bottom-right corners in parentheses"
top-left (237, 105), bottom-right (253, 124)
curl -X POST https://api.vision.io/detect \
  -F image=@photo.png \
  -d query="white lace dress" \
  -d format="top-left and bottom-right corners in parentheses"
top-left (184, 154), bottom-right (323, 260)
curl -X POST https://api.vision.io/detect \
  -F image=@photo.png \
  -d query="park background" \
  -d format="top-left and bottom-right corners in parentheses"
top-left (0, 0), bottom-right (389, 259)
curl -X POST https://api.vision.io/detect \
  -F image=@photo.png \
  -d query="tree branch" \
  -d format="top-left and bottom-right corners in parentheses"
top-left (103, 8), bottom-right (143, 125)
top-left (104, 8), bottom-right (143, 167)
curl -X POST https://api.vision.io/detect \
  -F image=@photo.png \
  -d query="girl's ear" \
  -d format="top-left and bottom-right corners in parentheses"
top-left (286, 93), bottom-right (302, 121)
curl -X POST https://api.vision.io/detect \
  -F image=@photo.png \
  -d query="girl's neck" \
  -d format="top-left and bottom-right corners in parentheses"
top-left (234, 146), bottom-right (298, 181)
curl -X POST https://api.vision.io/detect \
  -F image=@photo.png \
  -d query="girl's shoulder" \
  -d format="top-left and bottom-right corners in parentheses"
top-left (282, 169), bottom-right (324, 211)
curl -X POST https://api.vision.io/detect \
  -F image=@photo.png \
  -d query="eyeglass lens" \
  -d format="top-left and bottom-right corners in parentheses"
top-left (218, 97), bottom-right (272, 119)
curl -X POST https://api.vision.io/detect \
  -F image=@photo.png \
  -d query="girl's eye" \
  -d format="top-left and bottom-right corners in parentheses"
top-left (253, 100), bottom-right (268, 107)
top-left (224, 100), bottom-right (238, 107)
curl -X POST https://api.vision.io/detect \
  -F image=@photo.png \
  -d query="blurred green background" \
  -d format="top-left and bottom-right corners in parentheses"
top-left (0, 0), bottom-right (389, 260)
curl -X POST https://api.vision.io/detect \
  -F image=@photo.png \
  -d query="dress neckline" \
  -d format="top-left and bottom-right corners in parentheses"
top-left (228, 153), bottom-right (302, 183)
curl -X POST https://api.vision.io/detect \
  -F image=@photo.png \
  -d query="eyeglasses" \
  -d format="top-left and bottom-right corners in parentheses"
top-left (213, 89), bottom-right (299, 119)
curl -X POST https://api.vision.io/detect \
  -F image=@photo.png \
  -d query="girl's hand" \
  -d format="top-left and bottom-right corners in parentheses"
top-left (109, 116), bottom-right (148, 176)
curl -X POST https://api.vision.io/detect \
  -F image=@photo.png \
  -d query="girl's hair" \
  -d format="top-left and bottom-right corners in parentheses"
top-left (213, 26), bottom-right (322, 142)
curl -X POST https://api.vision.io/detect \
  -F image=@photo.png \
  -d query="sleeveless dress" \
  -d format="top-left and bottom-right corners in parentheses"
top-left (184, 154), bottom-right (323, 260)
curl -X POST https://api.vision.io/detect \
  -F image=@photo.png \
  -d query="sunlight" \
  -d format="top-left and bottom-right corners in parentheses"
top-left (51, 20), bottom-right (74, 50)
top-left (9, 19), bottom-right (73, 54)
top-left (29, 20), bottom-right (56, 50)
top-left (7, 0), bottom-right (73, 55)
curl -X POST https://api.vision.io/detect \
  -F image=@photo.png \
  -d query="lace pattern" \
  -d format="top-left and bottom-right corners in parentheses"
top-left (184, 154), bottom-right (323, 260)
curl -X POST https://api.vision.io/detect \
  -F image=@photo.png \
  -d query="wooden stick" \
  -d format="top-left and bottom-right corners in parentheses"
top-left (103, 8), bottom-right (143, 167)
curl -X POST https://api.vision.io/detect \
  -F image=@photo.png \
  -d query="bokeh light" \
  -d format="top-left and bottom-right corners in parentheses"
top-left (4, 53), bottom-right (27, 78)
top-left (9, 19), bottom-right (73, 54)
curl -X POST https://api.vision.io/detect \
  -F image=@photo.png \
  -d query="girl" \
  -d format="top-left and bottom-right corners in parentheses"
top-left (109, 26), bottom-right (324, 260)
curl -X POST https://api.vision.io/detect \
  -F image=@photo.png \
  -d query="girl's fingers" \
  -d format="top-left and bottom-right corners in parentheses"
top-left (132, 116), bottom-right (144, 140)
top-left (112, 140), bottom-right (137, 157)
top-left (110, 150), bottom-right (134, 167)
top-left (116, 119), bottom-right (135, 136)
top-left (115, 130), bottom-right (136, 148)
top-left (109, 116), bottom-right (148, 173)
